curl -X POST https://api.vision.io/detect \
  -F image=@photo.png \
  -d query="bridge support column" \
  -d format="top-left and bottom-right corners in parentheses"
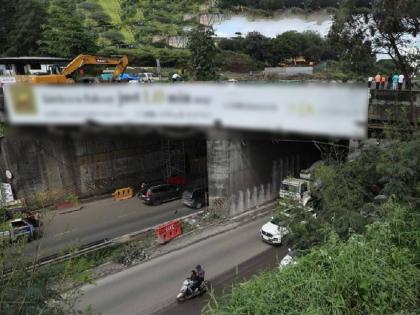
top-left (206, 134), bottom-right (321, 217)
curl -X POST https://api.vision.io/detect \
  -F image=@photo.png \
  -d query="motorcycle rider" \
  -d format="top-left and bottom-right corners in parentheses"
top-left (138, 182), bottom-right (147, 199)
top-left (196, 265), bottom-right (205, 283)
top-left (187, 270), bottom-right (199, 296)
top-left (190, 265), bottom-right (205, 293)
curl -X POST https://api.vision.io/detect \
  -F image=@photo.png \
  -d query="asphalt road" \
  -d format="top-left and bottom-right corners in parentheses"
top-left (27, 197), bottom-right (194, 257)
top-left (154, 245), bottom-right (286, 315)
top-left (77, 215), bottom-right (286, 315)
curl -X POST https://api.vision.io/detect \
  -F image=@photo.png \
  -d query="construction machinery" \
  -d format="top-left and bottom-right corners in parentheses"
top-left (17, 54), bottom-right (128, 84)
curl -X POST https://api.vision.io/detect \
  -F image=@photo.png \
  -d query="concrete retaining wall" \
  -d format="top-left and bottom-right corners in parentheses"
top-left (0, 131), bottom-right (207, 205)
top-left (264, 67), bottom-right (313, 78)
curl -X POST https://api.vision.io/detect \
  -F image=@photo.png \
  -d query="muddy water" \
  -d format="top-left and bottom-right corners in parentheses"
top-left (213, 13), bottom-right (332, 38)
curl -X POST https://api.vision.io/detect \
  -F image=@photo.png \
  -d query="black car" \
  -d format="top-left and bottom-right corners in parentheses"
top-left (143, 184), bottom-right (182, 205)
top-left (182, 187), bottom-right (208, 209)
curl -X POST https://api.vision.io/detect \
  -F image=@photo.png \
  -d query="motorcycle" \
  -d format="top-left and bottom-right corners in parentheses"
top-left (176, 278), bottom-right (207, 302)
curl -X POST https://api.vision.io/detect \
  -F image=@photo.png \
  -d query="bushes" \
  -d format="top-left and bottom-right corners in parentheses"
top-left (205, 204), bottom-right (420, 315)
top-left (217, 31), bottom-right (336, 67)
top-left (217, 50), bottom-right (263, 72)
top-left (102, 30), bottom-right (125, 44)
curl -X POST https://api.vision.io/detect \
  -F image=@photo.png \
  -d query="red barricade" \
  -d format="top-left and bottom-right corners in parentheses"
top-left (167, 176), bottom-right (187, 186)
top-left (155, 220), bottom-right (182, 244)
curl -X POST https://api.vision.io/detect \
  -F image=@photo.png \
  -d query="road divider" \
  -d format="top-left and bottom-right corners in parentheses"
top-left (112, 187), bottom-right (134, 201)
top-left (2, 201), bottom-right (277, 280)
top-left (155, 220), bottom-right (182, 244)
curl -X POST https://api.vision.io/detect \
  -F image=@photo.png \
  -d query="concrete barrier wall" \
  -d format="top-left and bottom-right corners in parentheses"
top-left (264, 67), bottom-right (313, 78)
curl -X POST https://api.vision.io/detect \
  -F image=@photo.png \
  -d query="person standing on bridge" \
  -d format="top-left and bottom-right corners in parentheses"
top-left (392, 73), bottom-right (399, 90)
top-left (368, 76), bottom-right (373, 88)
top-left (374, 73), bottom-right (381, 90)
top-left (380, 75), bottom-right (386, 89)
top-left (387, 73), bottom-right (393, 90)
top-left (398, 74), bottom-right (405, 90)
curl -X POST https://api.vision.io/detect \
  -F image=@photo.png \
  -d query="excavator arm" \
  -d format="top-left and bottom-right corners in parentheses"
top-left (20, 54), bottom-right (129, 84)
top-left (61, 54), bottom-right (129, 80)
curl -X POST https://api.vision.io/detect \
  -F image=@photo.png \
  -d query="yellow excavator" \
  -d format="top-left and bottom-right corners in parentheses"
top-left (16, 54), bottom-right (129, 84)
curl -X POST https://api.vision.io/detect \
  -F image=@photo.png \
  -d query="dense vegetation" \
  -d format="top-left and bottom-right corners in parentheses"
top-left (0, 0), bottom-right (417, 77)
top-left (218, 31), bottom-right (336, 66)
top-left (0, 0), bottom-right (203, 67)
top-left (205, 130), bottom-right (420, 314)
top-left (205, 203), bottom-right (419, 314)
top-left (0, 244), bottom-right (91, 314)
top-left (330, 0), bottom-right (420, 86)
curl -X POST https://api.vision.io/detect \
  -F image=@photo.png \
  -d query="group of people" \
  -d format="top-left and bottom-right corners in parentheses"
top-left (368, 73), bottom-right (405, 90)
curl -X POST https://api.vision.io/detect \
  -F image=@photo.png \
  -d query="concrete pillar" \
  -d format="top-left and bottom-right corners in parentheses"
top-left (206, 138), bottom-right (232, 216)
top-left (206, 135), bottom-right (322, 217)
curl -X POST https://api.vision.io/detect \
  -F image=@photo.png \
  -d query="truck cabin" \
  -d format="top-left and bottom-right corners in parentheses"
top-left (0, 57), bottom-right (70, 76)
top-left (279, 178), bottom-right (309, 200)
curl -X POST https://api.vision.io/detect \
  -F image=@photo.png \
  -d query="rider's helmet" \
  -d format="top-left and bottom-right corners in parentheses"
top-left (196, 265), bottom-right (201, 270)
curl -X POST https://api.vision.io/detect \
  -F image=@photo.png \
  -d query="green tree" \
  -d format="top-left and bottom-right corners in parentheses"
top-left (6, 0), bottom-right (47, 56)
top-left (188, 26), bottom-right (218, 81)
top-left (328, 4), bottom-right (376, 75)
top-left (274, 31), bottom-right (306, 61)
top-left (0, 0), bottom-right (47, 56)
top-left (0, 0), bottom-right (16, 56)
top-left (244, 32), bottom-right (273, 64)
top-left (0, 237), bottom-right (93, 314)
top-left (330, 0), bottom-right (420, 80)
top-left (103, 30), bottom-right (125, 45)
top-left (40, 0), bottom-right (98, 58)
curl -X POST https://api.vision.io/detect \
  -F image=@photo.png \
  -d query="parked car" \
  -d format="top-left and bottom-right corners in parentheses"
top-left (0, 218), bottom-right (42, 244)
top-left (182, 187), bottom-right (207, 209)
top-left (138, 72), bottom-right (159, 83)
top-left (143, 184), bottom-right (182, 205)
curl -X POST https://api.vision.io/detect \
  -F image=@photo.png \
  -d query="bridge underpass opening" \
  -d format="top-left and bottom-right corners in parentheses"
top-left (206, 132), bottom-right (323, 217)
top-left (2, 127), bottom-right (325, 218)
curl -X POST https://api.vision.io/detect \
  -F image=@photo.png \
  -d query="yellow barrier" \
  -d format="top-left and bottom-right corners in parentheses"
top-left (112, 187), bottom-right (134, 201)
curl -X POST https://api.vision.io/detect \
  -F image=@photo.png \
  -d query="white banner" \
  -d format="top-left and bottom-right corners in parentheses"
top-left (0, 183), bottom-right (14, 204)
top-left (0, 76), bottom-right (16, 84)
top-left (3, 83), bottom-right (368, 138)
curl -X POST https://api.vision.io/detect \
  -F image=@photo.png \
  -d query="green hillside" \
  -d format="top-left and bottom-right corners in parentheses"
top-left (73, 0), bottom-right (208, 66)
top-left (96, 0), bottom-right (135, 42)
top-left (78, 0), bottom-right (208, 45)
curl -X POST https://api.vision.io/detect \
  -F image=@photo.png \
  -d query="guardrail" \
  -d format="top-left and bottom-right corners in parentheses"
top-left (1, 238), bottom-right (113, 281)
top-left (2, 199), bottom-right (277, 281)
top-left (1, 209), bottom-right (205, 279)
top-left (368, 89), bottom-right (420, 124)
top-left (35, 239), bottom-right (112, 268)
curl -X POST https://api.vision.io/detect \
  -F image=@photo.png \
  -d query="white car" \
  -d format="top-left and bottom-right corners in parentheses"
top-left (260, 217), bottom-right (288, 245)
top-left (138, 72), bottom-right (159, 83)
top-left (279, 248), bottom-right (297, 270)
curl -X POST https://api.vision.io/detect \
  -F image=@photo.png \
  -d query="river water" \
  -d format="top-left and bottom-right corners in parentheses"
top-left (213, 13), bottom-right (332, 38)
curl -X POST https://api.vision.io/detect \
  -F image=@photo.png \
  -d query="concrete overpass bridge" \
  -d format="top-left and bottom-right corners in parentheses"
top-left (1, 83), bottom-right (414, 218)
